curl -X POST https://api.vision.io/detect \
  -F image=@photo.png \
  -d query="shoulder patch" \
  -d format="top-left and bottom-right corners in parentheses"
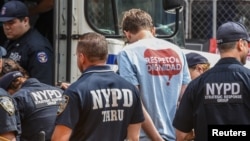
top-left (37, 51), bottom-right (48, 63)
top-left (0, 96), bottom-right (15, 115)
top-left (57, 95), bottom-right (69, 115)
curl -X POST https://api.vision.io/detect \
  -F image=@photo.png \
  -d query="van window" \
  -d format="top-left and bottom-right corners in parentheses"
top-left (85, 0), bottom-right (115, 35)
top-left (85, 0), bottom-right (184, 47)
top-left (86, 0), bottom-right (176, 35)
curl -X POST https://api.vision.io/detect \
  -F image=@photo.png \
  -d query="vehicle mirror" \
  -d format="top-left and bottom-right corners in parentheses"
top-left (157, 0), bottom-right (183, 39)
top-left (162, 0), bottom-right (181, 11)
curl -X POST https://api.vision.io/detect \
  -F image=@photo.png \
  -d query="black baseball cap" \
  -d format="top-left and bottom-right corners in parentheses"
top-left (0, 1), bottom-right (29, 22)
top-left (0, 71), bottom-right (23, 90)
top-left (217, 21), bottom-right (250, 44)
top-left (185, 52), bottom-right (209, 67)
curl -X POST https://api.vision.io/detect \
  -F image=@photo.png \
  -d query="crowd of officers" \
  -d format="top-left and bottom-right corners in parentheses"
top-left (0, 0), bottom-right (57, 141)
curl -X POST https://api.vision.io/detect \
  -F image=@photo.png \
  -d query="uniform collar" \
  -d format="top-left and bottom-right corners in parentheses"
top-left (216, 57), bottom-right (243, 66)
top-left (21, 78), bottom-right (40, 88)
top-left (0, 88), bottom-right (9, 96)
top-left (82, 65), bottom-right (113, 75)
top-left (6, 28), bottom-right (33, 49)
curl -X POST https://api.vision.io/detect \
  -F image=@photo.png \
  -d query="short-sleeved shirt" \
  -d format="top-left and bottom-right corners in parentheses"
top-left (13, 78), bottom-right (63, 140)
top-left (3, 28), bottom-right (53, 85)
top-left (0, 88), bottom-right (20, 137)
top-left (117, 38), bottom-right (191, 141)
top-left (173, 58), bottom-right (250, 141)
top-left (56, 65), bottom-right (144, 141)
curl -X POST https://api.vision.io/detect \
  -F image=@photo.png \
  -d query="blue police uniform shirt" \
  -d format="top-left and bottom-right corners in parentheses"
top-left (3, 28), bottom-right (53, 85)
top-left (56, 65), bottom-right (145, 141)
top-left (0, 88), bottom-right (21, 139)
top-left (173, 58), bottom-right (250, 141)
top-left (13, 78), bottom-right (63, 141)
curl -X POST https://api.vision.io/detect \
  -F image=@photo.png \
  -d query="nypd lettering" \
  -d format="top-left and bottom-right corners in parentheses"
top-left (91, 88), bottom-right (133, 122)
top-left (30, 90), bottom-right (62, 108)
top-left (102, 109), bottom-right (124, 122)
top-left (204, 82), bottom-right (242, 103)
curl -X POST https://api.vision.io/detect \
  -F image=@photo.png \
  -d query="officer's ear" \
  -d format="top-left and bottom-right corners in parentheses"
top-left (237, 39), bottom-right (246, 51)
top-left (21, 17), bottom-right (30, 26)
top-left (77, 52), bottom-right (85, 63)
top-left (196, 64), bottom-right (204, 73)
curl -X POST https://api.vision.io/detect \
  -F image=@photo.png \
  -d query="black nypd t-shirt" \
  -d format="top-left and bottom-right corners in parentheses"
top-left (56, 66), bottom-right (145, 141)
top-left (13, 78), bottom-right (63, 141)
top-left (173, 58), bottom-right (250, 141)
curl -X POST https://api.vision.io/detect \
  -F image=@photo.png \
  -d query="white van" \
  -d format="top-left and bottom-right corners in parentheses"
top-left (53, 0), bottom-right (250, 84)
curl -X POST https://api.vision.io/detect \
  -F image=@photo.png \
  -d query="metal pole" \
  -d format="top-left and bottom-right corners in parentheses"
top-left (184, 0), bottom-right (189, 39)
top-left (189, 0), bottom-right (193, 38)
top-left (212, 0), bottom-right (217, 38)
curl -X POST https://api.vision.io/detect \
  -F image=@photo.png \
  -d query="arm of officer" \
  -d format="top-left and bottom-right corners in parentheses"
top-left (51, 125), bottom-right (72, 141)
top-left (29, 0), bottom-right (54, 16)
top-left (126, 123), bottom-right (142, 141)
top-left (176, 128), bottom-right (195, 141)
top-left (0, 132), bottom-right (16, 141)
top-left (58, 82), bottom-right (71, 90)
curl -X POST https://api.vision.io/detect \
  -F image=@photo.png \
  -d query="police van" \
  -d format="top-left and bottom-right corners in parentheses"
top-left (53, 0), bottom-right (250, 84)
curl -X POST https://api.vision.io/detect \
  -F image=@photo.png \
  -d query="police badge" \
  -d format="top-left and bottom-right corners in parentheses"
top-left (0, 96), bottom-right (15, 116)
top-left (57, 95), bottom-right (69, 115)
top-left (37, 51), bottom-right (48, 63)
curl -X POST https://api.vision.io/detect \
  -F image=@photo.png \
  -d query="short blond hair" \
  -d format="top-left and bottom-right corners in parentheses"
top-left (121, 8), bottom-right (154, 34)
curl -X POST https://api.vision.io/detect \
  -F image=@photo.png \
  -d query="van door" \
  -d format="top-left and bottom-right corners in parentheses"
top-left (54, 0), bottom-right (124, 84)
top-left (54, 0), bottom-right (85, 84)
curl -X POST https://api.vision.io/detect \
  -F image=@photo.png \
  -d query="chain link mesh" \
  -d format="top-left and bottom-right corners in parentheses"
top-left (185, 0), bottom-right (250, 40)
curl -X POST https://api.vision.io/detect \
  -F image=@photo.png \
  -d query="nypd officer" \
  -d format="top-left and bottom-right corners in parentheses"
top-left (52, 32), bottom-right (145, 141)
top-left (185, 52), bottom-right (210, 80)
top-left (0, 1), bottom-right (53, 85)
top-left (0, 88), bottom-right (20, 141)
top-left (0, 70), bottom-right (63, 141)
top-left (0, 47), bottom-right (20, 141)
top-left (173, 21), bottom-right (250, 141)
